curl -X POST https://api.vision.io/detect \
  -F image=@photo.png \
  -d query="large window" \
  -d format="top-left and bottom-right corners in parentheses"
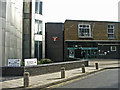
top-left (35, 0), bottom-right (42, 15)
top-left (108, 24), bottom-right (115, 39)
top-left (78, 24), bottom-right (92, 38)
top-left (35, 20), bottom-right (42, 35)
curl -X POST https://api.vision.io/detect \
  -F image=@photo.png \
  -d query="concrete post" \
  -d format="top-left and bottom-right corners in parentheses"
top-left (81, 64), bottom-right (85, 73)
top-left (24, 72), bottom-right (29, 87)
top-left (95, 63), bottom-right (99, 69)
top-left (61, 67), bottom-right (65, 78)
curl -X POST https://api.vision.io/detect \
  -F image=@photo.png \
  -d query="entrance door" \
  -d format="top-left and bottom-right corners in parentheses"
top-left (75, 49), bottom-right (81, 58)
top-left (68, 49), bottom-right (74, 58)
top-left (81, 48), bottom-right (98, 59)
top-left (35, 41), bottom-right (42, 60)
top-left (67, 47), bottom-right (98, 59)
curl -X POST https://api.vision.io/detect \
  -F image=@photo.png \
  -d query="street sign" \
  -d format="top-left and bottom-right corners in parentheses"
top-left (8, 59), bottom-right (21, 67)
top-left (24, 58), bottom-right (37, 66)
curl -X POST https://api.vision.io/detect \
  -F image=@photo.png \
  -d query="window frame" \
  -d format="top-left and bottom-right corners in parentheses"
top-left (110, 46), bottom-right (116, 51)
top-left (78, 23), bottom-right (92, 38)
top-left (107, 24), bottom-right (115, 39)
top-left (35, 0), bottom-right (42, 15)
top-left (34, 20), bottom-right (42, 35)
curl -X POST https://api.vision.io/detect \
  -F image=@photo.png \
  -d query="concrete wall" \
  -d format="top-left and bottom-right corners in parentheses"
top-left (23, 2), bottom-right (32, 59)
top-left (0, 1), bottom-right (23, 66)
top-left (2, 60), bottom-right (88, 76)
top-left (23, 0), bottom-right (45, 60)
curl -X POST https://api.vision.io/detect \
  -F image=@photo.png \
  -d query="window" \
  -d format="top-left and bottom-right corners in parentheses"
top-left (35, 0), bottom-right (42, 15)
top-left (39, 2), bottom-right (42, 14)
top-left (108, 24), bottom-right (115, 39)
top-left (111, 46), bottom-right (116, 51)
top-left (35, 20), bottom-right (42, 35)
top-left (78, 24), bottom-right (92, 38)
top-left (68, 49), bottom-right (74, 58)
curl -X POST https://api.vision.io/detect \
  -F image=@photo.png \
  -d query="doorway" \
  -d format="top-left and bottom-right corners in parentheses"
top-left (34, 41), bottom-right (42, 60)
top-left (67, 47), bottom-right (98, 59)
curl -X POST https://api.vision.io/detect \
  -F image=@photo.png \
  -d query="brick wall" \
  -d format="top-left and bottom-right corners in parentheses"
top-left (64, 20), bottom-right (119, 41)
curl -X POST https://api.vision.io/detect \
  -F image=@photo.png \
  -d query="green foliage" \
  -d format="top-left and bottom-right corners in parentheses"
top-left (37, 60), bottom-right (41, 64)
top-left (21, 61), bottom-right (24, 66)
top-left (38, 59), bottom-right (53, 64)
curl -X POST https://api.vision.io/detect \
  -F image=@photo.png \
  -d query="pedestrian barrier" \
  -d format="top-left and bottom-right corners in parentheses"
top-left (81, 64), bottom-right (85, 73)
top-left (95, 63), bottom-right (99, 69)
top-left (24, 72), bottom-right (29, 87)
top-left (61, 67), bottom-right (65, 78)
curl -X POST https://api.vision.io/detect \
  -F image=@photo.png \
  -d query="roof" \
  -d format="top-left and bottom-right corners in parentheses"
top-left (65, 19), bottom-right (120, 23)
top-left (45, 22), bottom-right (63, 24)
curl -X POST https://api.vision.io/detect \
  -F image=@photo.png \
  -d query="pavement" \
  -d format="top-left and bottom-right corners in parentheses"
top-left (0, 59), bottom-right (120, 90)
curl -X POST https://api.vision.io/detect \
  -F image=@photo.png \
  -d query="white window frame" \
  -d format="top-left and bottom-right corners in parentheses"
top-left (110, 46), bottom-right (116, 51)
top-left (35, 20), bottom-right (42, 35)
top-left (78, 23), bottom-right (92, 38)
top-left (107, 24), bottom-right (115, 39)
top-left (35, 0), bottom-right (42, 15)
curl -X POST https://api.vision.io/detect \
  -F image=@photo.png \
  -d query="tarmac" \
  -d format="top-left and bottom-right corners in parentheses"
top-left (0, 59), bottom-right (120, 90)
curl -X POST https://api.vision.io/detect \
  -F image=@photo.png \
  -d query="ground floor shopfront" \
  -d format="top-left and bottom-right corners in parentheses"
top-left (65, 41), bottom-right (120, 59)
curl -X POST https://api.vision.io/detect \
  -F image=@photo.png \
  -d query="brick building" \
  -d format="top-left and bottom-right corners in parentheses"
top-left (64, 20), bottom-right (120, 59)
top-left (45, 20), bottom-right (120, 62)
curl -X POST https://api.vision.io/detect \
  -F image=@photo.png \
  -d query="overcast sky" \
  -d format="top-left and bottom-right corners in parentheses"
top-left (44, 0), bottom-right (120, 23)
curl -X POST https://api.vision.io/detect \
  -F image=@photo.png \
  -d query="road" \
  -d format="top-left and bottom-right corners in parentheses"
top-left (47, 69), bottom-right (119, 89)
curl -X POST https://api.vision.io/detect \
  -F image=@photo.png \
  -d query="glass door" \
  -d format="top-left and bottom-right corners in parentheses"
top-left (34, 41), bottom-right (42, 60)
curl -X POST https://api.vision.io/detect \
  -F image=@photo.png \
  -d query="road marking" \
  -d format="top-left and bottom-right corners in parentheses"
top-left (43, 69), bottom-right (107, 89)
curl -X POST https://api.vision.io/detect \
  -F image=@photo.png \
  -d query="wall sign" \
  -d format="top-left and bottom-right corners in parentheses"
top-left (8, 59), bottom-right (21, 67)
top-left (24, 58), bottom-right (37, 66)
top-left (52, 37), bottom-right (58, 41)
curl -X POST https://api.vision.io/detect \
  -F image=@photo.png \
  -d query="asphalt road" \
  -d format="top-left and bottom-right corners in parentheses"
top-left (49, 69), bottom-right (119, 89)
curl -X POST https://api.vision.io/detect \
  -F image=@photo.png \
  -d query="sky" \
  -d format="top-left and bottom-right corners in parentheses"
top-left (44, 0), bottom-right (120, 23)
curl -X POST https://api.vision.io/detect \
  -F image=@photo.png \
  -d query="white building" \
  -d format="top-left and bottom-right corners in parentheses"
top-left (23, 0), bottom-right (45, 60)
top-left (0, 0), bottom-right (45, 66)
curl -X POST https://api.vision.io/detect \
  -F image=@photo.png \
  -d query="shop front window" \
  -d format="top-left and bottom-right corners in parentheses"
top-left (68, 49), bottom-right (74, 58)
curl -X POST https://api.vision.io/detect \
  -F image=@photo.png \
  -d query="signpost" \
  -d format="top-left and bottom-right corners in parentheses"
top-left (24, 58), bottom-right (37, 66)
top-left (8, 59), bottom-right (21, 67)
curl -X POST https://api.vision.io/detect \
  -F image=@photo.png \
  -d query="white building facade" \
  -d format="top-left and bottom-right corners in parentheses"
top-left (0, 0), bottom-right (45, 66)
top-left (23, 0), bottom-right (45, 61)
top-left (0, 0), bottom-right (23, 66)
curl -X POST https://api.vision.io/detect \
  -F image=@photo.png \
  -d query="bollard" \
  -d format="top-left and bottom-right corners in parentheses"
top-left (24, 72), bottom-right (29, 87)
top-left (95, 63), bottom-right (99, 69)
top-left (81, 64), bottom-right (85, 73)
top-left (61, 67), bottom-right (65, 78)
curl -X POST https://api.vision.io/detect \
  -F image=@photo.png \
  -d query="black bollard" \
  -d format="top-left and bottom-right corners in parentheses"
top-left (95, 63), bottom-right (99, 69)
